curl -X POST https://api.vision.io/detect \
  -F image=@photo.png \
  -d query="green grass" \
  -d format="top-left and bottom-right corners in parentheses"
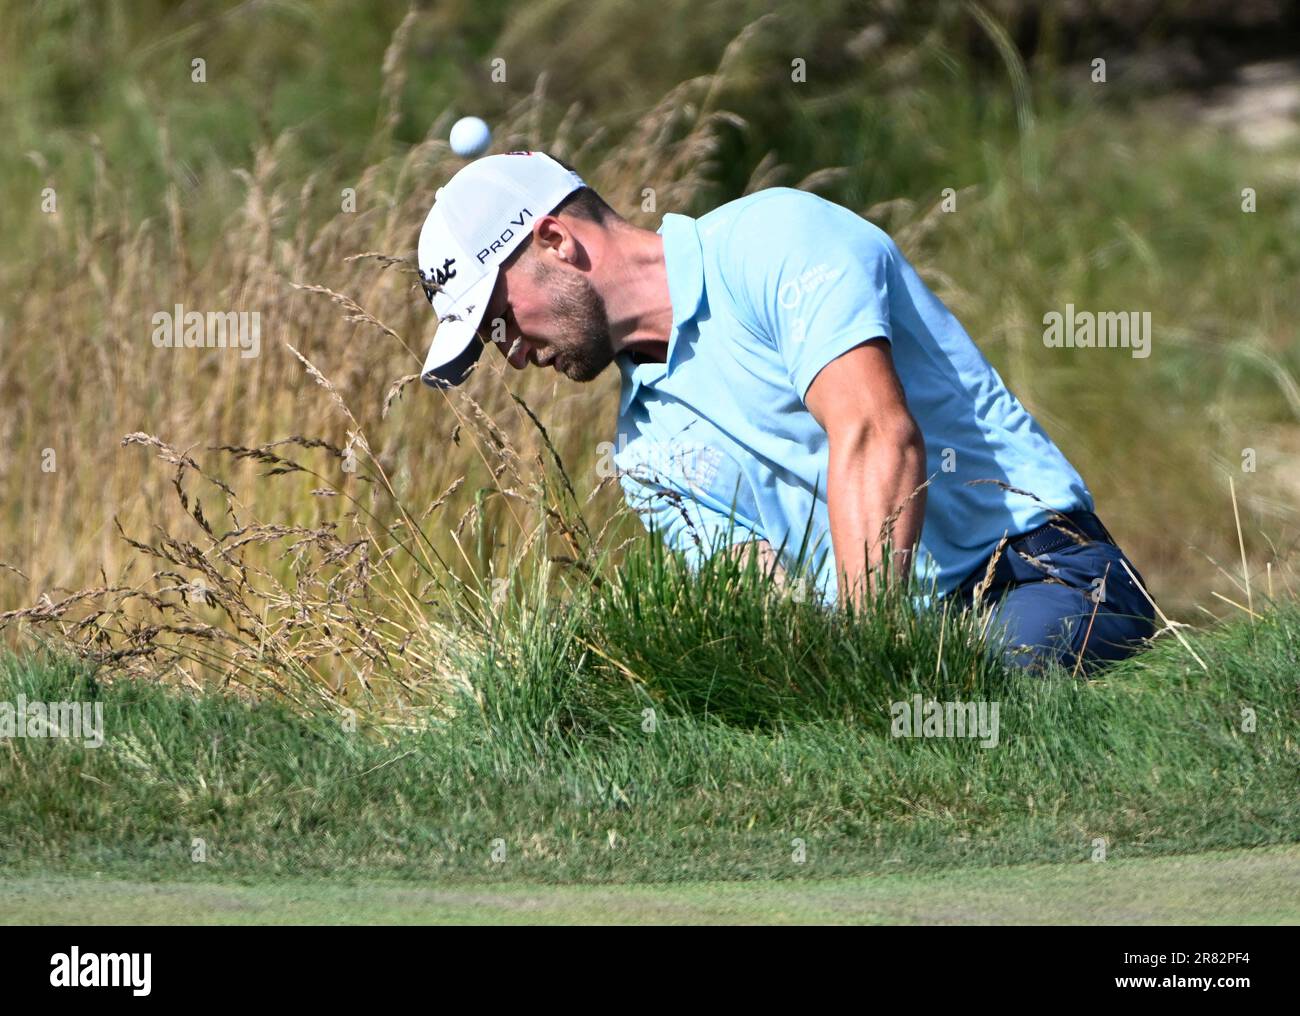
top-left (5, 845), bottom-right (1297, 924)
top-left (2, 554), bottom-right (1297, 885)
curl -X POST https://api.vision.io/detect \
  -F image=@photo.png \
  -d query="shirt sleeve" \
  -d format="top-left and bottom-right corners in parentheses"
top-left (725, 189), bottom-right (896, 399)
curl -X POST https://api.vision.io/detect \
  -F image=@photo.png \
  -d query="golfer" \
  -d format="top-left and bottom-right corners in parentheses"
top-left (415, 152), bottom-right (1157, 673)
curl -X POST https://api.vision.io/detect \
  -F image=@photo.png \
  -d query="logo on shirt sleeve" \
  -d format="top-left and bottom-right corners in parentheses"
top-left (777, 263), bottom-right (843, 343)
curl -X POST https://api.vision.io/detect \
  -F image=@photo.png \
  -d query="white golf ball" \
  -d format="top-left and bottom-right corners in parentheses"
top-left (449, 116), bottom-right (492, 158)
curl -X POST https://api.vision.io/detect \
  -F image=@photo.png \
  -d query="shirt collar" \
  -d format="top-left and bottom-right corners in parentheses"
top-left (617, 212), bottom-right (705, 417)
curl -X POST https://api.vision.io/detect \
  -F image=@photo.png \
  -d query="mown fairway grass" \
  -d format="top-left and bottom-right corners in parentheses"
top-left (5, 846), bottom-right (1297, 925)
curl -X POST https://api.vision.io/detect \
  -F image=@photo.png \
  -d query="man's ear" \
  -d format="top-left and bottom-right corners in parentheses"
top-left (533, 214), bottom-right (572, 262)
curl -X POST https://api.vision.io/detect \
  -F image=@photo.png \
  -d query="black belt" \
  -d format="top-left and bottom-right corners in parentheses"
top-left (952, 509), bottom-right (1116, 604)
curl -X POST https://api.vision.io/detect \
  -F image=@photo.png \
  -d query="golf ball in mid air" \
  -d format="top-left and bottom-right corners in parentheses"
top-left (450, 116), bottom-right (492, 158)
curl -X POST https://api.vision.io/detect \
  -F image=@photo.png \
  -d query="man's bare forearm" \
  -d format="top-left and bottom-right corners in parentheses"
top-left (826, 424), bottom-right (927, 604)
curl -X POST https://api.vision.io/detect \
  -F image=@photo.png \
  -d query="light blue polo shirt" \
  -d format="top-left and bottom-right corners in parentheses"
top-left (614, 187), bottom-right (1093, 602)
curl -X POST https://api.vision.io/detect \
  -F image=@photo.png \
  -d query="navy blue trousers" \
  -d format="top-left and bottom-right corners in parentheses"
top-left (955, 539), bottom-right (1157, 675)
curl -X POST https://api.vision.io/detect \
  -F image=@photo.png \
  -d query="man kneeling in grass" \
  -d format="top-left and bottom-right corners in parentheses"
top-left (414, 152), bottom-right (1157, 673)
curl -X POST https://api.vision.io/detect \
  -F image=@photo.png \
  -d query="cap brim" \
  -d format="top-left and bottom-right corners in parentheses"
top-left (421, 272), bottom-right (495, 388)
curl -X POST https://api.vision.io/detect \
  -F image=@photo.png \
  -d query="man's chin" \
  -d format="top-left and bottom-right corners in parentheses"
top-left (560, 356), bottom-right (611, 383)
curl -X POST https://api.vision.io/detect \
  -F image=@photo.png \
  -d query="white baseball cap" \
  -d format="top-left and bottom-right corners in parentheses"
top-left (418, 152), bottom-right (586, 387)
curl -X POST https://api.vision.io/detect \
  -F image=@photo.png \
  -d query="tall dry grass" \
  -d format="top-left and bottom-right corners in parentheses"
top-left (0, 17), bottom-right (777, 584)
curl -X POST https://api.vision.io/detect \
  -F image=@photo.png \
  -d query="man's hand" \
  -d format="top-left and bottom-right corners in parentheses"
top-left (803, 338), bottom-right (927, 606)
top-left (725, 539), bottom-right (788, 585)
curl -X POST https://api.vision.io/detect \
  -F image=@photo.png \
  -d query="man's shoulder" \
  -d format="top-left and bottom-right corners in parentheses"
top-left (699, 187), bottom-right (893, 261)
top-left (699, 186), bottom-right (833, 232)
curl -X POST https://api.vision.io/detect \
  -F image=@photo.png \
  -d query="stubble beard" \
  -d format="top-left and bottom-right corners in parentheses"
top-left (534, 258), bottom-right (615, 382)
